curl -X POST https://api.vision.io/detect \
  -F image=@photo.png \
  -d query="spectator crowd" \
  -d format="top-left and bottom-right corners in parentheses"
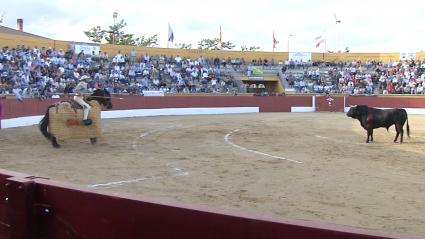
top-left (279, 58), bottom-right (425, 95)
top-left (1, 43), bottom-right (425, 101)
top-left (0, 44), bottom-right (240, 100)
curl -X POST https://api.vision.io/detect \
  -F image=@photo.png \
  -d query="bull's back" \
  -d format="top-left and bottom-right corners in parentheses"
top-left (371, 108), bottom-right (407, 129)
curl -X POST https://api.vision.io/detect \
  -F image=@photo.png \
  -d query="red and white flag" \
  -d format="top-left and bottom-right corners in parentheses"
top-left (315, 33), bottom-right (326, 48)
top-left (217, 25), bottom-right (222, 49)
top-left (273, 29), bottom-right (279, 48)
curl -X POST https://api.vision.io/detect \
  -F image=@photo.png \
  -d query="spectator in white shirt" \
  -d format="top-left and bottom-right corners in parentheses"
top-left (142, 68), bottom-right (150, 77)
top-left (110, 71), bottom-right (119, 81)
top-left (408, 80), bottom-right (417, 94)
top-left (119, 72), bottom-right (125, 80)
top-left (417, 84), bottom-right (424, 94)
top-left (278, 60), bottom-right (283, 67)
top-left (94, 72), bottom-right (103, 80)
top-left (299, 79), bottom-right (306, 89)
top-left (102, 52), bottom-right (109, 62)
top-left (175, 55), bottom-right (182, 66)
top-left (152, 78), bottom-right (159, 86)
top-left (128, 69), bottom-right (135, 81)
top-left (55, 65), bottom-right (64, 74)
top-left (57, 56), bottom-right (65, 65)
top-left (72, 70), bottom-right (80, 80)
top-left (202, 71), bottom-right (208, 79)
top-left (57, 49), bottom-right (65, 57)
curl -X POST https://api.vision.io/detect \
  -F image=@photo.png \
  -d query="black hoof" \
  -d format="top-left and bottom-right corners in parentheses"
top-left (83, 119), bottom-right (92, 126)
top-left (90, 138), bottom-right (97, 145)
top-left (52, 137), bottom-right (60, 148)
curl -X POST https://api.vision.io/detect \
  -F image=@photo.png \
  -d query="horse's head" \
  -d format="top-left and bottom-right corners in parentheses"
top-left (89, 89), bottom-right (113, 109)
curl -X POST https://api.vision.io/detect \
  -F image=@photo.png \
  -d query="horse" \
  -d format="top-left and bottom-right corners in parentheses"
top-left (39, 89), bottom-right (113, 148)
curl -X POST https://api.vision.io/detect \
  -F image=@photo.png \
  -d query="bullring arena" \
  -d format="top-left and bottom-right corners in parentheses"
top-left (1, 95), bottom-right (425, 238)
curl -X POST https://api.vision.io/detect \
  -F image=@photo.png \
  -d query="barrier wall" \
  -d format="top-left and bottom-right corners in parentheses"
top-left (0, 95), bottom-right (314, 120)
top-left (1, 169), bottom-right (423, 239)
top-left (2, 95), bottom-right (425, 122)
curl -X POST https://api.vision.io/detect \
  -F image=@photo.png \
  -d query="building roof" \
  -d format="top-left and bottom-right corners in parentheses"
top-left (0, 25), bottom-right (50, 39)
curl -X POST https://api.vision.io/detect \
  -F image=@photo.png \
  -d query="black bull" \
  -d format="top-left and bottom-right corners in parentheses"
top-left (346, 105), bottom-right (410, 143)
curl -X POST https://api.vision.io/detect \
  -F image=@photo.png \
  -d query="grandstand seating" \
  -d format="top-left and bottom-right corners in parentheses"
top-left (1, 44), bottom-right (424, 98)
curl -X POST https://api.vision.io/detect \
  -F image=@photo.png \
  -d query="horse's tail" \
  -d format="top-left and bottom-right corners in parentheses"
top-left (39, 105), bottom-right (55, 141)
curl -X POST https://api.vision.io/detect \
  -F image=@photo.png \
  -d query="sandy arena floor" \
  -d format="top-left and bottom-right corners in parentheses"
top-left (1, 112), bottom-right (425, 235)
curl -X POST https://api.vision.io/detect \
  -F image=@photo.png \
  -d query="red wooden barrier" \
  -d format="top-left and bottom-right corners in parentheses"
top-left (0, 170), bottom-right (423, 239)
top-left (315, 96), bottom-right (345, 112)
top-left (3, 95), bottom-right (425, 121)
top-left (0, 95), bottom-right (322, 120)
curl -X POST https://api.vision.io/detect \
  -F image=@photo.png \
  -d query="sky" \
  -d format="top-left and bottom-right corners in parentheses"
top-left (1, 0), bottom-right (425, 53)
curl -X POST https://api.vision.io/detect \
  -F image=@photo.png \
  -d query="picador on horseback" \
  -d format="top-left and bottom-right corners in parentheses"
top-left (75, 75), bottom-right (92, 126)
top-left (39, 75), bottom-right (113, 148)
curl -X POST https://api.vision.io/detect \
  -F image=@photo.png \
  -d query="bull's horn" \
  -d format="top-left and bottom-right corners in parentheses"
top-left (349, 104), bottom-right (357, 107)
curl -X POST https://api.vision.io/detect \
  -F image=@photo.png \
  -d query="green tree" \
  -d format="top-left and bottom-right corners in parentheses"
top-left (116, 33), bottom-right (137, 45)
top-left (103, 19), bottom-right (128, 45)
top-left (135, 34), bottom-right (158, 47)
top-left (222, 41), bottom-right (236, 50)
top-left (83, 19), bottom-right (157, 46)
top-left (175, 43), bottom-right (193, 49)
top-left (197, 38), bottom-right (235, 50)
top-left (241, 45), bottom-right (260, 51)
top-left (83, 26), bottom-right (105, 43)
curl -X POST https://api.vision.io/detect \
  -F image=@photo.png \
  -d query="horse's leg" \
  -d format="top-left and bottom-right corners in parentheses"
top-left (52, 137), bottom-right (61, 148)
top-left (90, 138), bottom-right (97, 145)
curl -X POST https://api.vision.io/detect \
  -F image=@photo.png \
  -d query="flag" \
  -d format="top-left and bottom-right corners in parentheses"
top-left (273, 29), bottom-right (279, 48)
top-left (217, 25), bottom-right (222, 49)
top-left (252, 66), bottom-right (263, 74)
top-left (168, 23), bottom-right (174, 43)
top-left (0, 12), bottom-right (4, 24)
top-left (315, 33), bottom-right (326, 48)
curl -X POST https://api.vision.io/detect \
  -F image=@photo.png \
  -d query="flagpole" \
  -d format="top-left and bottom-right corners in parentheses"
top-left (324, 28), bottom-right (326, 61)
top-left (324, 28), bottom-right (326, 54)
top-left (167, 20), bottom-right (169, 49)
top-left (220, 24), bottom-right (222, 52)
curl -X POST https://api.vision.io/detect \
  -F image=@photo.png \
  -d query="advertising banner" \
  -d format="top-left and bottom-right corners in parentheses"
top-left (399, 53), bottom-right (416, 61)
top-left (248, 76), bottom-right (264, 80)
top-left (143, 91), bottom-right (165, 97)
top-left (288, 52), bottom-right (312, 62)
top-left (74, 42), bottom-right (100, 55)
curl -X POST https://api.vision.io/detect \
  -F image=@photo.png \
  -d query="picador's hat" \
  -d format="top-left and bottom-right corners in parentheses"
top-left (80, 75), bottom-right (91, 81)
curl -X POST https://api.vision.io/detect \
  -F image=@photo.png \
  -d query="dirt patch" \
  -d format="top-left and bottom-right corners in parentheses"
top-left (1, 112), bottom-right (424, 235)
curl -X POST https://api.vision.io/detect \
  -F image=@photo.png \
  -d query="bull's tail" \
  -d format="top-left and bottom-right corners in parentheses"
top-left (406, 118), bottom-right (410, 138)
top-left (39, 105), bottom-right (55, 141)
